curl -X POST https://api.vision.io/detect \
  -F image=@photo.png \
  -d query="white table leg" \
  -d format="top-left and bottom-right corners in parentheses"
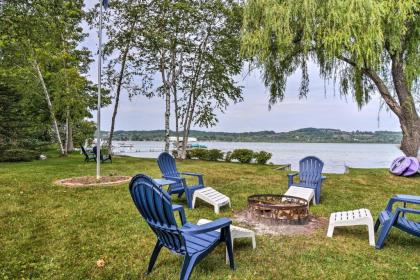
top-left (327, 224), bottom-right (334, 237)
top-left (251, 233), bottom-right (256, 249)
top-left (367, 222), bottom-right (375, 247)
top-left (192, 195), bottom-right (196, 209)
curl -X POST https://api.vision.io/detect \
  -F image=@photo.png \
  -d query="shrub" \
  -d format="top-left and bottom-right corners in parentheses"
top-left (230, 149), bottom-right (254, 164)
top-left (188, 148), bottom-right (209, 160)
top-left (206, 149), bottom-right (224, 161)
top-left (0, 149), bottom-right (39, 162)
top-left (254, 151), bottom-right (272, 164)
top-left (225, 151), bottom-right (232, 162)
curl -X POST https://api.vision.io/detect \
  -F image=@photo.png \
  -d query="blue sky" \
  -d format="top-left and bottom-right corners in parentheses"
top-left (82, 3), bottom-right (400, 133)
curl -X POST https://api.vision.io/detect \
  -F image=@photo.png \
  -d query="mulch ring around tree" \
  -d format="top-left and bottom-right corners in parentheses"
top-left (54, 176), bottom-right (132, 187)
top-left (234, 210), bottom-right (328, 236)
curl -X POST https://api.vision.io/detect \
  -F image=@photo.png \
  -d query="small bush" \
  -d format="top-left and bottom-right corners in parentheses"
top-left (225, 151), bottom-right (232, 162)
top-left (254, 151), bottom-right (272, 164)
top-left (185, 150), bottom-right (192, 159)
top-left (206, 149), bottom-right (224, 161)
top-left (0, 149), bottom-right (39, 162)
top-left (230, 149), bottom-right (254, 164)
top-left (188, 148), bottom-right (209, 160)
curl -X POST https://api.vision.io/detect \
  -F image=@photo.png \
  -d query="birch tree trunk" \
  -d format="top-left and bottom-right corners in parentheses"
top-left (108, 42), bottom-right (131, 154)
top-left (33, 60), bottom-right (65, 155)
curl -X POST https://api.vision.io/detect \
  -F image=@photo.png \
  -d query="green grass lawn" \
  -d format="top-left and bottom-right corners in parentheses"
top-left (1, 152), bottom-right (419, 279)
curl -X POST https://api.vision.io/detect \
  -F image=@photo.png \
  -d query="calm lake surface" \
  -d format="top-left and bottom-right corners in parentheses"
top-left (113, 141), bottom-right (403, 173)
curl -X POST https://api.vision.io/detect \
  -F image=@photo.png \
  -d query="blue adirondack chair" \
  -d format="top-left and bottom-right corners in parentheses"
top-left (374, 194), bottom-right (420, 249)
top-left (92, 146), bottom-right (112, 163)
top-left (157, 152), bottom-right (204, 208)
top-left (129, 174), bottom-right (235, 280)
top-left (288, 156), bottom-right (326, 204)
top-left (80, 145), bottom-right (96, 162)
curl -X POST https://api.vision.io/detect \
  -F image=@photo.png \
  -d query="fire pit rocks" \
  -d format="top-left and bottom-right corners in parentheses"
top-left (247, 194), bottom-right (309, 225)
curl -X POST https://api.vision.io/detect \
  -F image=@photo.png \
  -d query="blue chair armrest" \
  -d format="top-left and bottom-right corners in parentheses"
top-left (287, 173), bottom-right (299, 187)
top-left (163, 175), bottom-right (185, 183)
top-left (386, 195), bottom-right (420, 211)
top-left (172, 204), bottom-right (187, 225)
top-left (396, 207), bottom-right (420, 216)
top-left (395, 195), bottom-right (420, 204)
top-left (180, 172), bottom-right (203, 177)
top-left (180, 172), bottom-right (204, 186)
top-left (181, 218), bottom-right (231, 235)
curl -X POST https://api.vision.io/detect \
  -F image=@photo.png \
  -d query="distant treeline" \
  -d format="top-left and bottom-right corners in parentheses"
top-left (101, 128), bottom-right (402, 144)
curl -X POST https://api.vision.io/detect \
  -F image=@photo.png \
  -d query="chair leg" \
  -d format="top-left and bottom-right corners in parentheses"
top-left (146, 241), bottom-right (163, 274)
top-left (224, 227), bottom-right (235, 270)
top-left (225, 235), bottom-right (234, 265)
top-left (186, 190), bottom-right (193, 209)
top-left (180, 255), bottom-right (198, 280)
top-left (375, 221), bottom-right (393, 249)
top-left (374, 218), bottom-right (381, 232)
top-left (316, 187), bottom-right (320, 204)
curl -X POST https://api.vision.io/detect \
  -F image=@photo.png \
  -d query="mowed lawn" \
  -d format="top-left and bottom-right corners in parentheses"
top-left (1, 152), bottom-right (419, 279)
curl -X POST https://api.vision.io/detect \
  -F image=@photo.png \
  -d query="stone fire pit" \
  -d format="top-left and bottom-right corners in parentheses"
top-left (247, 194), bottom-right (309, 225)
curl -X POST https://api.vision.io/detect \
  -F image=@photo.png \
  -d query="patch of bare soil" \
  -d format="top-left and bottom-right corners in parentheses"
top-left (234, 209), bottom-right (328, 236)
top-left (54, 176), bottom-right (131, 187)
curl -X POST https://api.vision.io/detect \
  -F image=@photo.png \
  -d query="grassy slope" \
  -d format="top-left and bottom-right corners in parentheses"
top-left (0, 152), bottom-right (419, 279)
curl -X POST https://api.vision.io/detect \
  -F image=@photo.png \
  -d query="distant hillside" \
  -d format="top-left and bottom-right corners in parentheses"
top-left (101, 128), bottom-right (402, 144)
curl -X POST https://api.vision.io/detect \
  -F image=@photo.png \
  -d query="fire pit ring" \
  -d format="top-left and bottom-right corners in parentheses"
top-left (248, 194), bottom-right (309, 225)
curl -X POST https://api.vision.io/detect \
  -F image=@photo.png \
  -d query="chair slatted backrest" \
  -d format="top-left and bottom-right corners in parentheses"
top-left (299, 156), bottom-right (324, 187)
top-left (80, 145), bottom-right (89, 157)
top-left (129, 174), bottom-right (186, 254)
top-left (157, 152), bottom-right (179, 177)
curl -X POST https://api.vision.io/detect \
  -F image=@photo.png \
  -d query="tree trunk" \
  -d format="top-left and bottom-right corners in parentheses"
top-left (164, 89), bottom-right (171, 152)
top-left (173, 85), bottom-right (180, 156)
top-left (108, 43), bottom-right (131, 154)
top-left (181, 96), bottom-right (196, 159)
top-left (361, 58), bottom-right (419, 157)
top-left (67, 123), bottom-right (74, 152)
top-left (34, 61), bottom-right (65, 155)
top-left (399, 116), bottom-right (420, 157)
top-left (64, 109), bottom-right (69, 155)
top-left (391, 56), bottom-right (419, 157)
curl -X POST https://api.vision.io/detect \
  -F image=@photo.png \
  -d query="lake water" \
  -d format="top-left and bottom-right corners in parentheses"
top-left (113, 141), bottom-right (403, 173)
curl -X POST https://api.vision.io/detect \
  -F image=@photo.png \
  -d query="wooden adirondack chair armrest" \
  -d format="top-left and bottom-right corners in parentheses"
top-left (172, 204), bottom-right (187, 225)
top-left (181, 218), bottom-right (232, 235)
top-left (396, 207), bottom-right (420, 216)
top-left (180, 172), bottom-right (204, 186)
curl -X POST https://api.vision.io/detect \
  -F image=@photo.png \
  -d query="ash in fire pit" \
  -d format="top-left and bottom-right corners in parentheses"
top-left (248, 194), bottom-right (309, 225)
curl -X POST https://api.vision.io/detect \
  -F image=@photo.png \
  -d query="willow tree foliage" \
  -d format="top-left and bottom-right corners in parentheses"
top-left (242, 0), bottom-right (419, 156)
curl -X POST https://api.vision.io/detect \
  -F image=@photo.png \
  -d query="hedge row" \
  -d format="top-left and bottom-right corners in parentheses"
top-left (175, 148), bottom-right (272, 164)
top-left (0, 149), bottom-right (40, 162)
